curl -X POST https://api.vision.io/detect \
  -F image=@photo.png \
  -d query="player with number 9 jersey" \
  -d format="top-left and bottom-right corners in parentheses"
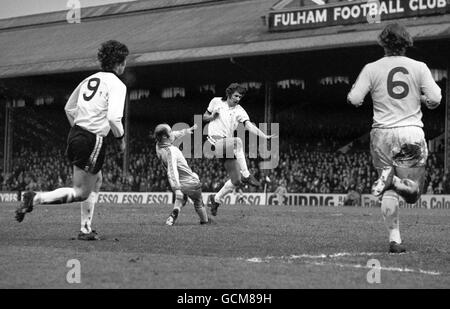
top-left (69, 72), bottom-right (126, 139)
top-left (64, 67), bottom-right (127, 174)
top-left (15, 40), bottom-right (129, 242)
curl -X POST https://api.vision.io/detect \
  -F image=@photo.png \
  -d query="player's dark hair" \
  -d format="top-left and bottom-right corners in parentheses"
top-left (222, 83), bottom-right (246, 101)
top-left (378, 23), bottom-right (413, 56)
top-left (97, 40), bottom-right (129, 72)
top-left (154, 124), bottom-right (170, 142)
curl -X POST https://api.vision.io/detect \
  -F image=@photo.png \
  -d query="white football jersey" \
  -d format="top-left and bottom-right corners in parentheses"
top-left (348, 56), bottom-right (442, 128)
top-left (156, 141), bottom-right (200, 190)
top-left (206, 97), bottom-right (250, 138)
top-left (64, 72), bottom-right (127, 137)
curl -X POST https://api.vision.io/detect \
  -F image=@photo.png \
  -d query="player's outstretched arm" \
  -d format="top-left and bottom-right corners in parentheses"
top-left (245, 121), bottom-right (278, 139)
top-left (172, 124), bottom-right (198, 139)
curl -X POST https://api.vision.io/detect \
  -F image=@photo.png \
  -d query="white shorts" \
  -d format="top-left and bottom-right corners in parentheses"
top-left (206, 136), bottom-right (238, 160)
top-left (370, 126), bottom-right (428, 169)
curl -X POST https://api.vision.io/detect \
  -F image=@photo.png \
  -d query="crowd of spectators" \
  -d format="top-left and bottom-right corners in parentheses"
top-left (1, 137), bottom-right (448, 196)
top-left (0, 104), bottom-right (448, 195)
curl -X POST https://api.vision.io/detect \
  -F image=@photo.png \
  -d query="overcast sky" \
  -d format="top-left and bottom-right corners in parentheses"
top-left (0, 0), bottom-right (137, 20)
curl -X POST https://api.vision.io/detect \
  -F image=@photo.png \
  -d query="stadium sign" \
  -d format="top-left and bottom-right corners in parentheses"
top-left (361, 194), bottom-right (450, 209)
top-left (0, 192), bottom-right (18, 203)
top-left (200, 193), bottom-right (265, 206)
top-left (272, 193), bottom-right (346, 207)
top-left (3, 192), bottom-right (450, 208)
top-left (198, 193), bottom-right (346, 206)
top-left (268, 0), bottom-right (449, 31)
top-left (96, 192), bottom-right (171, 205)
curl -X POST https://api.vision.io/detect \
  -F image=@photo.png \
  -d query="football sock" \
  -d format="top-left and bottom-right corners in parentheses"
top-left (171, 208), bottom-right (180, 219)
top-left (194, 204), bottom-right (209, 223)
top-left (234, 140), bottom-right (250, 178)
top-left (173, 200), bottom-right (184, 212)
top-left (80, 192), bottom-right (97, 234)
top-left (215, 180), bottom-right (235, 204)
top-left (35, 188), bottom-right (79, 205)
top-left (174, 198), bottom-right (185, 213)
top-left (381, 190), bottom-right (401, 244)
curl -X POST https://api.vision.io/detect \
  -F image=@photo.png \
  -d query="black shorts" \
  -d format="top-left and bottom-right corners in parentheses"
top-left (66, 125), bottom-right (106, 174)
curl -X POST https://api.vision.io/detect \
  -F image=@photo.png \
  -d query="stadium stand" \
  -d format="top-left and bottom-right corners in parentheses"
top-left (1, 94), bottom-right (447, 195)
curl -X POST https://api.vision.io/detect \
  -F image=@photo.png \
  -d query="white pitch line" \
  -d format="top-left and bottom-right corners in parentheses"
top-left (289, 252), bottom-right (385, 259)
top-left (305, 261), bottom-right (442, 276)
top-left (241, 252), bottom-right (386, 262)
top-left (246, 257), bottom-right (264, 263)
top-left (240, 252), bottom-right (442, 276)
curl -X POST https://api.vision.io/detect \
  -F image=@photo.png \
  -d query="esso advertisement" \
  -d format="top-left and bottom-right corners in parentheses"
top-left (0, 192), bottom-right (19, 203)
top-left (201, 193), bottom-right (265, 206)
top-left (96, 192), bottom-right (171, 205)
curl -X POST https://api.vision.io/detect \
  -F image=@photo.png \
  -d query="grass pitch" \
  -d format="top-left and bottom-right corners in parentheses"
top-left (0, 202), bottom-right (449, 288)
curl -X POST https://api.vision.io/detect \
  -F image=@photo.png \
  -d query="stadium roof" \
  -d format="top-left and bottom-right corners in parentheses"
top-left (0, 0), bottom-right (449, 78)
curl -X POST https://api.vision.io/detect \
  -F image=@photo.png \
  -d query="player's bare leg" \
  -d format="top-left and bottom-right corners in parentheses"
top-left (78, 171), bottom-right (102, 240)
top-left (217, 137), bottom-right (259, 188)
top-left (389, 142), bottom-right (426, 203)
top-left (373, 167), bottom-right (424, 203)
top-left (231, 137), bottom-right (260, 187)
top-left (391, 166), bottom-right (425, 204)
top-left (15, 166), bottom-right (95, 222)
top-left (208, 159), bottom-right (240, 216)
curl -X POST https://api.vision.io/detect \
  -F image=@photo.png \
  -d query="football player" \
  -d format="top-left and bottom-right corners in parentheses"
top-left (154, 123), bottom-right (209, 226)
top-left (347, 23), bottom-right (442, 253)
top-left (15, 40), bottom-right (129, 241)
top-left (203, 83), bottom-right (277, 216)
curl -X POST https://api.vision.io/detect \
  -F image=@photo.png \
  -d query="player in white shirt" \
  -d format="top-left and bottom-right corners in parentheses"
top-left (348, 23), bottom-right (442, 253)
top-left (154, 123), bottom-right (209, 225)
top-left (16, 40), bottom-right (130, 241)
top-left (203, 83), bottom-right (277, 216)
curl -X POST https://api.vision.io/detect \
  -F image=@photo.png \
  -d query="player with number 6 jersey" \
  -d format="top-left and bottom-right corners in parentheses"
top-left (15, 40), bottom-right (130, 241)
top-left (348, 23), bottom-right (442, 253)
